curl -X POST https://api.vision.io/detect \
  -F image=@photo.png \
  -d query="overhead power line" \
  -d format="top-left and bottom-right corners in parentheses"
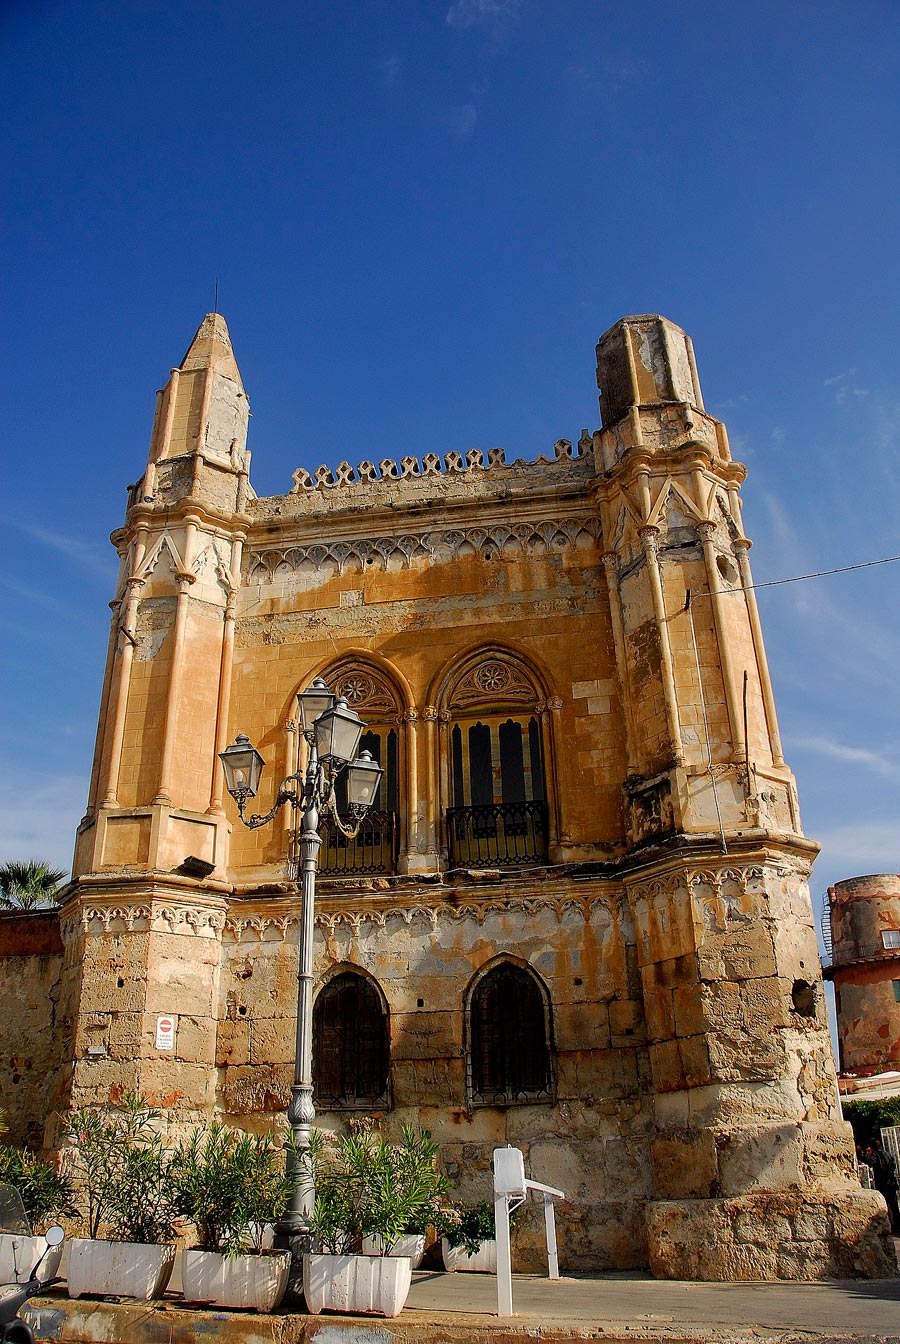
top-left (745, 553), bottom-right (900, 592)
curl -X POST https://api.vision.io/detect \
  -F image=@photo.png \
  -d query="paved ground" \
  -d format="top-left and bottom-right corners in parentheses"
top-left (406, 1265), bottom-right (900, 1338)
top-left (20, 1242), bottom-right (900, 1344)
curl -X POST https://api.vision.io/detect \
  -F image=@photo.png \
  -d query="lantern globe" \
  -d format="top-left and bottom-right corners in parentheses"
top-left (298, 677), bottom-right (336, 735)
top-left (315, 696), bottom-right (364, 765)
top-left (346, 750), bottom-right (383, 811)
top-left (219, 734), bottom-right (265, 798)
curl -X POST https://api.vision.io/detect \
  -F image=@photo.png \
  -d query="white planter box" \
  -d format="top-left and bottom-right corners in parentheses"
top-left (0, 1233), bottom-right (63, 1285)
top-left (67, 1239), bottom-right (176, 1300)
top-left (441, 1237), bottom-right (497, 1272)
top-left (361, 1233), bottom-right (426, 1267)
top-left (181, 1248), bottom-right (290, 1313)
top-left (303, 1251), bottom-right (412, 1317)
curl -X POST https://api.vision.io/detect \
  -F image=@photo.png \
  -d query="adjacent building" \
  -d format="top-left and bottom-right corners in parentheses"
top-left (823, 874), bottom-right (900, 1083)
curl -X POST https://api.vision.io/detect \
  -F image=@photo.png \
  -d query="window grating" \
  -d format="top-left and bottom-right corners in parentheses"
top-left (313, 972), bottom-right (390, 1110)
top-left (468, 962), bottom-right (553, 1106)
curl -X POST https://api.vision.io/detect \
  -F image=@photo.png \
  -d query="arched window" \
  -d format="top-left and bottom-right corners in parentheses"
top-left (308, 662), bottom-right (403, 875)
top-left (313, 971), bottom-right (390, 1110)
top-left (445, 653), bottom-right (549, 867)
top-left (468, 961), bottom-right (553, 1106)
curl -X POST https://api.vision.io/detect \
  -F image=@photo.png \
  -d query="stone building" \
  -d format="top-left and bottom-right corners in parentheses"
top-left (6, 312), bottom-right (893, 1279)
top-left (823, 874), bottom-right (900, 1080)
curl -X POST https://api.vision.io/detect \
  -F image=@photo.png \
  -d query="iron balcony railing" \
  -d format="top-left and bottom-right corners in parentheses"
top-left (319, 810), bottom-right (399, 876)
top-left (447, 801), bottom-right (549, 869)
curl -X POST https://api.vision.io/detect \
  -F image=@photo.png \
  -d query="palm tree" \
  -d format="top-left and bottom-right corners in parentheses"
top-left (0, 861), bottom-right (67, 911)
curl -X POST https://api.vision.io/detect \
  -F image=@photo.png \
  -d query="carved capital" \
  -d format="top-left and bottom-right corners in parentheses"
top-left (698, 520), bottom-right (717, 543)
top-left (639, 526), bottom-right (660, 558)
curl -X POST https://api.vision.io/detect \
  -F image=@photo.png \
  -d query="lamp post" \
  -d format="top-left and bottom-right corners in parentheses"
top-left (218, 677), bottom-right (383, 1237)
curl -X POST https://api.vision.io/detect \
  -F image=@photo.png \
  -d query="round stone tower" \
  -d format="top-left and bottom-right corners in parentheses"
top-left (825, 874), bottom-right (900, 1076)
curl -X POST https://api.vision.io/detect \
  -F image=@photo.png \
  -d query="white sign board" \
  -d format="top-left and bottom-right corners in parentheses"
top-left (155, 1015), bottom-right (176, 1051)
top-left (493, 1146), bottom-right (526, 1195)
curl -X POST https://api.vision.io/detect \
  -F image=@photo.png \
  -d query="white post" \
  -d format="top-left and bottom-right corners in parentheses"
top-left (543, 1192), bottom-right (559, 1279)
top-left (494, 1190), bottom-right (514, 1317)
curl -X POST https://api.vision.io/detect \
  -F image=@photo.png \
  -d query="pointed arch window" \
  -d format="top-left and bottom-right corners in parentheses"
top-left (468, 961), bottom-right (553, 1106)
top-left (303, 662), bottom-right (403, 875)
top-left (446, 653), bottom-right (549, 867)
top-left (313, 971), bottom-right (391, 1110)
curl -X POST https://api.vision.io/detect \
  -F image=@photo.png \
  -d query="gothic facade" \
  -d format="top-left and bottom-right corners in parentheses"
top-left (42, 312), bottom-right (894, 1277)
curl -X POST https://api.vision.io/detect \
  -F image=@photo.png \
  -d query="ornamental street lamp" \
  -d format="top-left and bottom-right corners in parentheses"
top-left (219, 679), bottom-right (383, 1239)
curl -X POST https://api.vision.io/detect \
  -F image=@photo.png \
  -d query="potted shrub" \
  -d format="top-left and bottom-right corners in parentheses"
top-left (170, 1122), bottom-right (293, 1313)
top-left (440, 1199), bottom-right (516, 1272)
top-left (301, 1122), bottom-right (449, 1317)
top-left (62, 1093), bottom-right (178, 1300)
top-left (0, 1150), bottom-right (75, 1284)
top-left (360, 1128), bottom-right (450, 1268)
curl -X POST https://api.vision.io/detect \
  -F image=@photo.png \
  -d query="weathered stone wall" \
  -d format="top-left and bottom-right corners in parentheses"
top-left (0, 913), bottom-right (67, 1148)
top-left (217, 877), bottom-right (654, 1271)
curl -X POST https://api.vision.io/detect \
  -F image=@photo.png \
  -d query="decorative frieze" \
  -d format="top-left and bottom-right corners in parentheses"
top-left (222, 892), bottom-right (617, 941)
top-left (74, 902), bottom-right (226, 936)
top-left (247, 515), bottom-right (602, 583)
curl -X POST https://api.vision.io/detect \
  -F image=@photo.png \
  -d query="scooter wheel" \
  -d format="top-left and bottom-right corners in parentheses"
top-left (2, 1322), bottom-right (36, 1343)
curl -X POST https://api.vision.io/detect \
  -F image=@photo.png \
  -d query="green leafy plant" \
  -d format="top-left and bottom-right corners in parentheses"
top-left (298, 1122), bottom-right (450, 1255)
top-left (0, 1147), bottom-right (76, 1232)
top-left (439, 1198), bottom-right (522, 1254)
top-left (0, 861), bottom-right (66, 911)
top-left (844, 1098), bottom-right (900, 1148)
top-left (61, 1092), bottom-right (177, 1243)
top-left (169, 1123), bottom-right (293, 1255)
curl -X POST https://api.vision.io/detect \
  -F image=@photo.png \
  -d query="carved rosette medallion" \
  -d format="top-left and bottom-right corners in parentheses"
top-left (449, 655), bottom-right (538, 710)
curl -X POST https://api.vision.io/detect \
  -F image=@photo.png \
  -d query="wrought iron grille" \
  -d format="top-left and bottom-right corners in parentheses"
top-left (313, 971), bottom-right (390, 1110)
top-left (446, 801), bottom-right (548, 869)
top-left (318, 810), bottom-right (399, 875)
top-left (468, 962), bottom-right (553, 1106)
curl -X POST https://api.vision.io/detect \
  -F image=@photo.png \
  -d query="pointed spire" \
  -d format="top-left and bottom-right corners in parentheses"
top-left (179, 312), bottom-right (243, 383)
top-left (148, 313), bottom-right (249, 464)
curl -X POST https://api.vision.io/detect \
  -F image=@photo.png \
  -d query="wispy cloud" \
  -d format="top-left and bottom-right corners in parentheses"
top-left (446, 0), bottom-right (521, 30)
top-left (446, 103), bottom-right (478, 138)
top-left (817, 819), bottom-right (900, 873)
top-left (791, 733), bottom-right (900, 781)
top-left (824, 369), bottom-right (871, 405)
top-left (600, 55), bottom-right (651, 95)
top-left (379, 54), bottom-right (402, 92)
top-left (3, 516), bottom-right (115, 582)
top-left (0, 772), bottom-right (85, 872)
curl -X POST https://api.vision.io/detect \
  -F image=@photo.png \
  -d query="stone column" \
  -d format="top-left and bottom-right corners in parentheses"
top-left (639, 526), bottom-right (684, 765)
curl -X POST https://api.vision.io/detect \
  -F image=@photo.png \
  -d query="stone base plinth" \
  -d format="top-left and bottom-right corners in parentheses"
top-left (647, 1188), bottom-right (896, 1280)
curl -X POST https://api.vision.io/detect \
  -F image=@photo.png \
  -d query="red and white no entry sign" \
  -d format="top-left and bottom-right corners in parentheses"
top-left (155, 1015), bottom-right (176, 1050)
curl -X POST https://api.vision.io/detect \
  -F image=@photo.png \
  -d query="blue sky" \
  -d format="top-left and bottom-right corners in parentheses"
top-left (2, 0), bottom-right (898, 918)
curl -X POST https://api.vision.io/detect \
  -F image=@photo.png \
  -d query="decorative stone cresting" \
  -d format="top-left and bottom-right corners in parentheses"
top-left (289, 436), bottom-right (590, 493)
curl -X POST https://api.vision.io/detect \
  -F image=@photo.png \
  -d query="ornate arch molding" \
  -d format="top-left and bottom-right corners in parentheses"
top-left (438, 645), bottom-right (552, 716)
top-left (306, 652), bottom-right (412, 723)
